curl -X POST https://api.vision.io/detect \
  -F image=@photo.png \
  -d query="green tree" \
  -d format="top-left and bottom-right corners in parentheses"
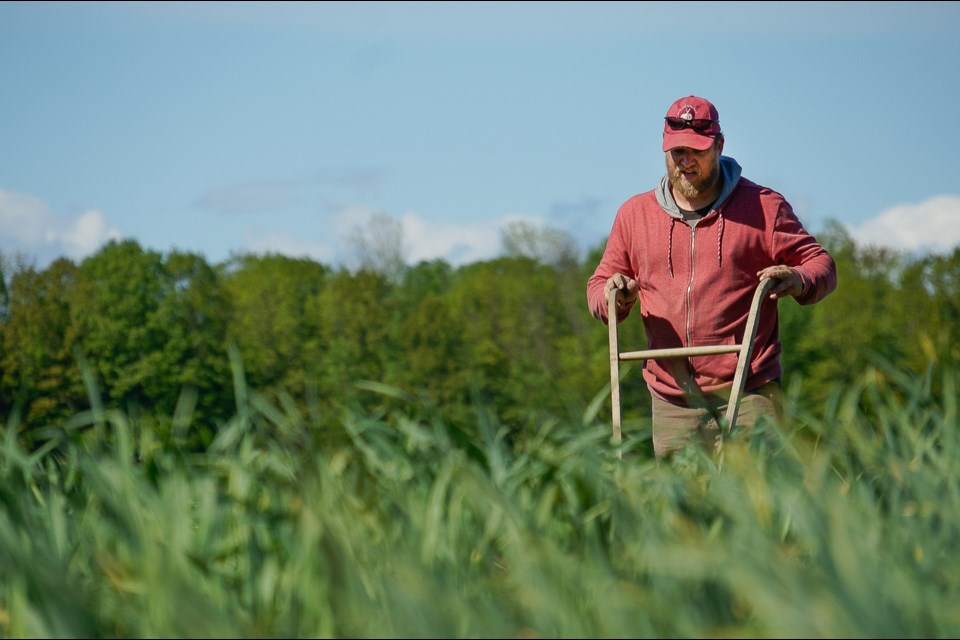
top-left (310, 267), bottom-right (393, 414)
top-left (447, 256), bottom-right (583, 436)
top-left (0, 257), bottom-right (85, 430)
top-left (894, 247), bottom-right (960, 400)
top-left (71, 240), bottom-right (168, 415)
top-left (391, 294), bottom-right (470, 414)
top-left (68, 240), bottom-right (237, 450)
top-left (150, 250), bottom-right (232, 448)
top-left (220, 252), bottom-right (331, 409)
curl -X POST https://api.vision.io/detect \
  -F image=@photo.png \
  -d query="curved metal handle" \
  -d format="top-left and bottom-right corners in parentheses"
top-left (607, 277), bottom-right (779, 452)
top-left (723, 276), bottom-right (778, 431)
top-left (607, 292), bottom-right (623, 455)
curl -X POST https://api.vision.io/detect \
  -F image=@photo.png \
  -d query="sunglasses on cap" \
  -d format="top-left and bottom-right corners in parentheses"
top-left (664, 117), bottom-right (718, 133)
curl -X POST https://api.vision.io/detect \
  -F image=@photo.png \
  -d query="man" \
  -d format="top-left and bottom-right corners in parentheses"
top-left (586, 95), bottom-right (837, 457)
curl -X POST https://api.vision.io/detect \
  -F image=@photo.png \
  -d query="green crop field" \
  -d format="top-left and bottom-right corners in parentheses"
top-left (2, 357), bottom-right (958, 638)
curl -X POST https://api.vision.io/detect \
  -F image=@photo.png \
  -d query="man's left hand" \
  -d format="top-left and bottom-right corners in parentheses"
top-left (757, 265), bottom-right (804, 300)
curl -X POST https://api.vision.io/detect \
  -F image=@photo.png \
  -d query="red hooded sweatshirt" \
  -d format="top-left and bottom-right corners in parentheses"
top-left (586, 156), bottom-right (837, 405)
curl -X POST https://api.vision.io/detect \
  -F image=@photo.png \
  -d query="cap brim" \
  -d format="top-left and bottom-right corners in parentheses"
top-left (662, 131), bottom-right (715, 152)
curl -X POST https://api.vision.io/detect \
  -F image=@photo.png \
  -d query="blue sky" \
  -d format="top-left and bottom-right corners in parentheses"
top-left (2, 1), bottom-right (959, 270)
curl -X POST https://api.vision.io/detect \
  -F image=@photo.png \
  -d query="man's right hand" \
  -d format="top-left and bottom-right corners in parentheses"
top-left (604, 273), bottom-right (639, 309)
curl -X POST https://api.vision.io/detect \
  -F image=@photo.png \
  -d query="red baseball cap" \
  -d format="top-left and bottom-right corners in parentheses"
top-left (661, 96), bottom-right (722, 152)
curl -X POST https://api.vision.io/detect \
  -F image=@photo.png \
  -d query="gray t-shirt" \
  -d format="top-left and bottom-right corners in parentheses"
top-left (678, 204), bottom-right (712, 227)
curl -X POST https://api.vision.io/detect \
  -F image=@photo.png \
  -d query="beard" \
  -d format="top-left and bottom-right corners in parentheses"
top-left (667, 158), bottom-right (721, 202)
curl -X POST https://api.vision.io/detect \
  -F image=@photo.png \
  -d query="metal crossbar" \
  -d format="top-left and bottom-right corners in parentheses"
top-left (607, 278), bottom-right (777, 453)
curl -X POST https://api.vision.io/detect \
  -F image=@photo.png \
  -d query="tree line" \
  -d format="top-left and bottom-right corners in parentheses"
top-left (1, 220), bottom-right (957, 453)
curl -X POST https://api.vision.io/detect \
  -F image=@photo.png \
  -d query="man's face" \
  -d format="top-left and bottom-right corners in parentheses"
top-left (665, 140), bottom-right (722, 202)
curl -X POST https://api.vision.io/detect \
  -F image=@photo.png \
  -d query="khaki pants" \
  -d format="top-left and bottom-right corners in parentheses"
top-left (651, 380), bottom-right (783, 458)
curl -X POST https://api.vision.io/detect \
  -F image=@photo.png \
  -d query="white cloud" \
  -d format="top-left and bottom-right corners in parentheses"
top-left (60, 210), bottom-right (123, 260)
top-left (399, 211), bottom-right (507, 266)
top-left (0, 188), bottom-right (54, 245)
top-left (0, 187), bottom-right (122, 265)
top-left (844, 195), bottom-right (960, 254)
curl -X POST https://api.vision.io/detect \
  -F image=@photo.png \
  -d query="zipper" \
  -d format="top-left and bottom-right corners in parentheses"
top-left (685, 224), bottom-right (696, 347)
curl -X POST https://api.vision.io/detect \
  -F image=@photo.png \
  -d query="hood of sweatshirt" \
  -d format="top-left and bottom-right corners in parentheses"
top-left (655, 156), bottom-right (743, 277)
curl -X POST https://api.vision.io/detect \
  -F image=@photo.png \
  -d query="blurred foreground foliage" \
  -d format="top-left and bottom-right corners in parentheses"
top-left (1, 354), bottom-right (958, 637)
